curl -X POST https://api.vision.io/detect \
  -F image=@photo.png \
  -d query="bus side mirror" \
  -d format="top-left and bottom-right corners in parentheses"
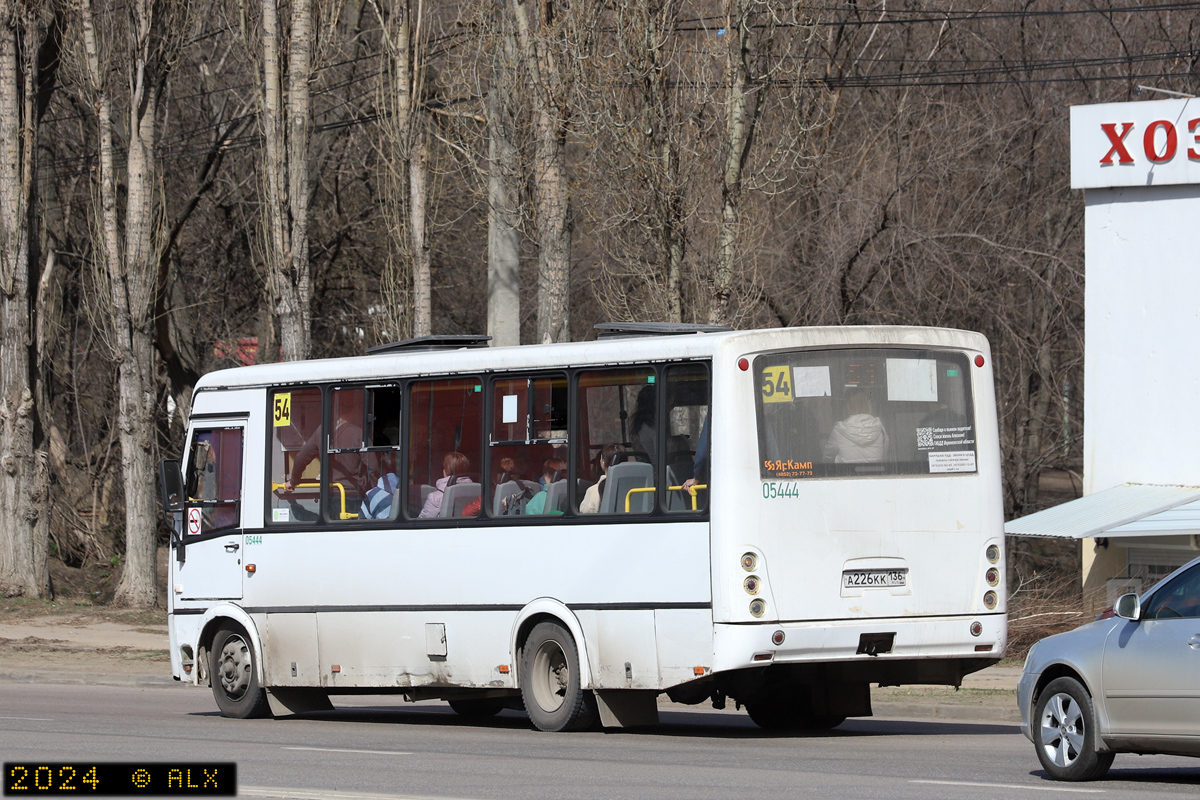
top-left (1115, 592), bottom-right (1141, 621)
top-left (159, 459), bottom-right (183, 513)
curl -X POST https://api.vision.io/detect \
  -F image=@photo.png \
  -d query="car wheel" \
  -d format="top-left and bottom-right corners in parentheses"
top-left (519, 621), bottom-right (597, 732)
top-left (1033, 677), bottom-right (1114, 781)
top-left (210, 623), bottom-right (270, 719)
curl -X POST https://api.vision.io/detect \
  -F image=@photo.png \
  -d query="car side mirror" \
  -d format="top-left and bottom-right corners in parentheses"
top-left (1115, 592), bottom-right (1141, 621)
top-left (159, 458), bottom-right (183, 513)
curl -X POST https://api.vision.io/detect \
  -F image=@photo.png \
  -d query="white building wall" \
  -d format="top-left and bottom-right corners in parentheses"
top-left (1082, 185), bottom-right (1200, 493)
top-left (1073, 98), bottom-right (1200, 494)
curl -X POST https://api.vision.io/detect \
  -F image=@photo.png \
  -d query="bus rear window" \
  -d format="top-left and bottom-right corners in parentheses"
top-left (754, 349), bottom-right (977, 479)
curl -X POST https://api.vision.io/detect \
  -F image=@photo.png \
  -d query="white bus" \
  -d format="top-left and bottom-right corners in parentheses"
top-left (159, 323), bottom-right (1006, 732)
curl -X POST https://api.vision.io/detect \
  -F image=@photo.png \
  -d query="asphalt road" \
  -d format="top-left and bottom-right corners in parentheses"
top-left (2, 683), bottom-right (1198, 800)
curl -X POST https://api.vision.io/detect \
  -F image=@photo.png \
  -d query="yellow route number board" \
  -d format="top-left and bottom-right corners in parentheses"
top-left (761, 366), bottom-right (793, 404)
top-left (273, 393), bottom-right (291, 427)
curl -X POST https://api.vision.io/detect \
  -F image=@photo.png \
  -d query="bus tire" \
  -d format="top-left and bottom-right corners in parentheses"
top-left (210, 623), bottom-right (270, 719)
top-left (745, 697), bottom-right (845, 732)
top-left (448, 698), bottom-right (506, 718)
top-left (520, 621), bottom-right (596, 732)
top-left (1033, 677), bottom-right (1114, 781)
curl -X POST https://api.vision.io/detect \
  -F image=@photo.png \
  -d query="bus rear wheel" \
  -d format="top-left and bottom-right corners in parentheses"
top-left (745, 696), bottom-right (845, 731)
top-left (520, 622), bottom-right (596, 732)
top-left (210, 623), bottom-right (270, 719)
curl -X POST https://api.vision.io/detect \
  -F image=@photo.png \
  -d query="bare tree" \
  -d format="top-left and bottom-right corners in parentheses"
top-left (77, 0), bottom-right (189, 606)
top-left (261, 0), bottom-right (314, 360)
top-left (510, 0), bottom-right (596, 343)
top-left (371, 0), bottom-right (431, 341)
top-left (0, 0), bottom-right (58, 598)
top-left (484, 9), bottom-right (521, 347)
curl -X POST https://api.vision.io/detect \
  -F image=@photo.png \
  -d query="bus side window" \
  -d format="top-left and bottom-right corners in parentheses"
top-left (330, 386), bottom-right (403, 522)
top-left (489, 374), bottom-right (568, 517)
top-left (185, 428), bottom-right (243, 533)
top-left (574, 368), bottom-right (656, 515)
top-left (665, 363), bottom-right (710, 513)
top-left (269, 387), bottom-right (323, 524)
top-left (407, 378), bottom-right (484, 519)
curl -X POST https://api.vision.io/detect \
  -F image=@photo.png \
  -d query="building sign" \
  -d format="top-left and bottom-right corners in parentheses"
top-left (1071, 98), bottom-right (1200, 189)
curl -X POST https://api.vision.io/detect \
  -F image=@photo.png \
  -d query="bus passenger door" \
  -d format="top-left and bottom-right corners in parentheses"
top-left (177, 424), bottom-right (246, 601)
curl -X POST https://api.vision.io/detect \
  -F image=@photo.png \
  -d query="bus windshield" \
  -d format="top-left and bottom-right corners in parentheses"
top-left (754, 348), bottom-right (977, 479)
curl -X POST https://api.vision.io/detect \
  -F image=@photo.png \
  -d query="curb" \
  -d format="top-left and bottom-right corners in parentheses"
top-left (0, 670), bottom-right (177, 688)
top-left (872, 701), bottom-right (1021, 722)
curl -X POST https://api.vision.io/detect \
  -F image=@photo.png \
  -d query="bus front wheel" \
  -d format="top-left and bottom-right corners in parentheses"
top-left (210, 623), bottom-right (270, 719)
top-left (519, 622), bottom-right (596, 732)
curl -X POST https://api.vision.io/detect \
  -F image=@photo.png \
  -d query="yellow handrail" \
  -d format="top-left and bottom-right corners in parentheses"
top-left (624, 486), bottom-right (655, 512)
top-left (669, 483), bottom-right (708, 511)
top-left (272, 481), bottom-right (359, 520)
top-left (624, 484), bottom-right (709, 512)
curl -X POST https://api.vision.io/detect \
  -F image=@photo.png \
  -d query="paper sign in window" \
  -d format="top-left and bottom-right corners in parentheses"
top-left (502, 394), bottom-right (519, 424)
top-left (886, 359), bottom-right (937, 402)
top-left (928, 451), bottom-right (977, 473)
top-left (793, 366), bottom-right (832, 397)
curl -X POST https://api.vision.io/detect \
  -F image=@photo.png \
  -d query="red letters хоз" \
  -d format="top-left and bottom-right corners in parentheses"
top-left (1100, 119), bottom-right (1200, 164)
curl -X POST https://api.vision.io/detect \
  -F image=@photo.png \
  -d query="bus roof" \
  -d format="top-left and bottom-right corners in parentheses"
top-left (193, 325), bottom-right (989, 392)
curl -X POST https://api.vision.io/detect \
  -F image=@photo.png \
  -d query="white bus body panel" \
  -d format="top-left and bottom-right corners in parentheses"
top-left (706, 330), bottom-right (1006, 662)
top-left (237, 523), bottom-right (709, 689)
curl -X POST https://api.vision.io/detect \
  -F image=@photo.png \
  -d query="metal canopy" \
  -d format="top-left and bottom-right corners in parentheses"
top-left (1004, 483), bottom-right (1200, 539)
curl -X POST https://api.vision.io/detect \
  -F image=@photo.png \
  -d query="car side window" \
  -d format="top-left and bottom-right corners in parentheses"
top-left (1143, 563), bottom-right (1200, 620)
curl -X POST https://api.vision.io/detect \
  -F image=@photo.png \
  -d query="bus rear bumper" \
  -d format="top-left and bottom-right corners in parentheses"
top-left (712, 613), bottom-right (1006, 677)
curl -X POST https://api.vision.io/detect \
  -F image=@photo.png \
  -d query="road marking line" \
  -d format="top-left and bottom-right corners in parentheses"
top-left (912, 780), bottom-right (1104, 794)
top-left (281, 746), bottom-right (413, 756)
top-left (242, 787), bottom-right (477, 800)
top-left (0, 716), bottom-right (54, 721)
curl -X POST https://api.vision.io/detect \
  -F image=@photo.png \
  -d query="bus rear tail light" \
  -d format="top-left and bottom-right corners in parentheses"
top-left (738, 358), bottom-right (749, 371)
top-left (744, 576), bottom-right (761, 595)
top-left (975, 644), bottom-right (993, 652)
top-left (749, 599), bottom-right (766, 617)
top-left (986, 544), bottom-right (1000, 564)
top-left (974, 355), bottom-right (985, 367)
top-left (985, 568), bottom-right (999, 586)
top-left (771, 630), bottom-right (785, 646)
top-left (752, 652), bottom-right (773, 662)
top-left (741, 552), bottom-right (757, 571)
top-left (983, 591), bottom-right (998, 610)
top-left (970, 621), bottom-right (983, 637)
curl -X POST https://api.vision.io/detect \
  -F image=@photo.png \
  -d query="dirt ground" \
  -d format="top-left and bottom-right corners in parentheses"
top-left (0, 594), bottom-right (171, 684)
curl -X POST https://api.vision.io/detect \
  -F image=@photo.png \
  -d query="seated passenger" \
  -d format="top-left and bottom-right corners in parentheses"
top-left (525, 458), bottom-right (566, 515)
top-left (418, 452), bottom-right (473, 518)
top-left (580, 444), bottom-right (625, 514)
top-left (823, 391), bottom-right (889, 464)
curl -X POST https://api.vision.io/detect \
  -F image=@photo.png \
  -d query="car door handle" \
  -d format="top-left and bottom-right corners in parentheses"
top-left (224, 543), bottom-right (240, 553)
top-left (1189, 635), bottom-right (1200, 650)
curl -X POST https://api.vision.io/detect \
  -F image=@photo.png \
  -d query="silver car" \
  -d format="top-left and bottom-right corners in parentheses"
top-left (1018, 554), bottom-right (1200, 781)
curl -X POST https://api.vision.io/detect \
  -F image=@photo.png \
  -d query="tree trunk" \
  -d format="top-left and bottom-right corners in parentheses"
top-left (262, 0), bottom-right (312, 361)
top-left (409, 122), bottom-right (431, 337)
top-left (486, 18), bottom-right (521, 347)
top-left (375, 0), bottom-right (430, 341)
top-left (81, 0), bottom-right (174, 607)
top-left (0, 2), bottom-right (50, 598)
top-left (711, 0), bottom-right (752, 328)
top-left (512, 0), bottom-right (571, 344)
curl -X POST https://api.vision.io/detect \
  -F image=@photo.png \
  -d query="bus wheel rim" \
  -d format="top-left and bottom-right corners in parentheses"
top-left (217, 635), bottom-right (252, 700)
top-left (530, 640), bottom-right (568, 713)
